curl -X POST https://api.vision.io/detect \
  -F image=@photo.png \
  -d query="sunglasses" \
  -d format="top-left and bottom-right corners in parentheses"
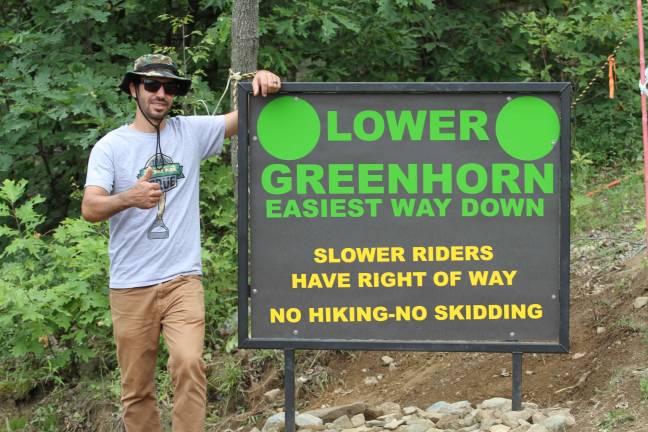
top-left (141, 79), bottom-right (181, 95)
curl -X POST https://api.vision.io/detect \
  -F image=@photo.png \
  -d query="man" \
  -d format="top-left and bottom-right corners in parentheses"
top-left (81, 54), bottom-right (281, 432)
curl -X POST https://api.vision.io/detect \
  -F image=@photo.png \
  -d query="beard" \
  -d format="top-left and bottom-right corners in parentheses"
top-left (137, 93), bottom-right (171, 123)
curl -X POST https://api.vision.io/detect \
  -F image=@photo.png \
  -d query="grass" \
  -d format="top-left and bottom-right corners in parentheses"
top-left (571, 160), bottom-right (646, 236)
top-left (612, 319), bottom-right (648, 347)
top-left (607, 368), bottom-right (626, 388)
top-left (3, 417), bottom-right (28, 431)
top-left (613, 318), bottom-right (648, 334)
top-left (598, 408), bottom-right (635, 432)
top-left (641, 377), bottom-right (648, 402)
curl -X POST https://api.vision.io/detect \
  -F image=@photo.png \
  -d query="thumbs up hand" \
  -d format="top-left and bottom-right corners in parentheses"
top-left (139, 167), bottom-right (154, 182)
top-left (126, 167), bottom-right (162, 209)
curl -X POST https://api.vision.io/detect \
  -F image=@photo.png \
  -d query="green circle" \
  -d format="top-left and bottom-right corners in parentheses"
top-left (495, 96), bottom-right (560, 161)
top-left (257, 96), bottom-right (320, 160)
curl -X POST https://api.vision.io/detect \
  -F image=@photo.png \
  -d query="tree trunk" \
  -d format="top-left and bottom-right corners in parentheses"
top-left (230, 0), bottom-right (259, 200)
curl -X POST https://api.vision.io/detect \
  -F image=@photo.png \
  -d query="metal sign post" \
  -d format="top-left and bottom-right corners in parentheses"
top-left (512, 352), bottom-right (523, 411)
top-left (284, 349), bottom-right (296, 431)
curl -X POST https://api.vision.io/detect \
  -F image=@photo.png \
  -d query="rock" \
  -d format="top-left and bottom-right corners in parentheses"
top-left (363, 376), bottom-right (379, 386)
top-left (596, 326), bottom-right (606, 334)
top-left (540, 414), bottom-right (571, 432)
top-left (480, 398), bottom-right (512, 411)
top-left (407, 418), bottom-right (434, 426)
top-left (543, 408), bottom-right (573, 422)
top-left (296, 413), bottom-right (323, 429)
top-left (426, 401), bottom-right (452, 412)
top-left (364, 406), bottom-right (383, 419)
top-left (462, 411), bottom-right (478, 427)
top-left (399, 422), bottom-right (429, 432)
top-left (350, 413), bottom-right (365, 427)
top-left (633, 296), bottom-right (648, 309)
top-left (571, 352), bottom-right (585, 360)
top-left (423, 410), bottom-right (444, 422)
top-left (403, 406), bottom-right (418, 415)
top-left (262, 412), bottom-right (284, 432)
top-left (475, 409), bottom-right (495, 423)
top-left (264, 388), bottom-right (282, 402)
top-left (481, 415), bottom-right (503, 430)
top-left (259, 399), bottom-right (574, 432)
top-left (303, 403), bottom-right (366, 422)
top-left (381, 355), bottom-right (395, 365)
top-left (502, 409), bottom-right (533, 427)
top-left (424, 400), bottom-right (471, 415)
top-left (531, 412), bottom-right (547, 424)
top-left (377, 414), bottom-right (401, 422)
top-left (435, 414), bottom-right (461, 429)
top-left (407, 419), bottom-right (435, 430)
top-left (331, 415), bottom-right (354, 429)
top-left (448, 400), bottom-right (473, 415)
top-left (384, 419), bottom-right (406, 430)
top-left (340, 427), bottom-right (372, 432)
top-left (376, 402), bottom-right (402, 417)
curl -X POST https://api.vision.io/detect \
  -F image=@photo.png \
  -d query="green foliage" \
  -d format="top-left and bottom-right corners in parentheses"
top-left (570, 162), bottom-right (645, 234)
top-left (4, 416), bottom-right (28, 431)
top-left (258, 0), bottom-right (641, 164)
top-left (207, 354), bottom-right (245, 414)
top-left (614, 318), bottom-right (648, 333)
top-left (0, 179), bottom-right (112, 397)
top-left (199, 156), bottom-right (239, 350)
top-left (640, 377), bottom-right (648, 402)
top-left (0, 0), bottom-right (232, 230)
top-left (598, 408), bottom-right (635, 432)
top-left (30, 404), bottom-right (63, 432)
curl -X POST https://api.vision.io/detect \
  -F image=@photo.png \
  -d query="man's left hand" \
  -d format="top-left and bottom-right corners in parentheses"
top-left (253, 70), bottom-right (281, 97)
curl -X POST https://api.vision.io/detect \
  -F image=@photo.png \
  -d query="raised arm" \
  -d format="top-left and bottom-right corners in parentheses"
top-left (224, 70), bottom-right (282, 139)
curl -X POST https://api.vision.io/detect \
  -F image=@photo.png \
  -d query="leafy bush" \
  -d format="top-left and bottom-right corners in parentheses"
top-left (199, 156), bottom-right (239, 351)
top-left (0, 179), bottom-right (112, 398)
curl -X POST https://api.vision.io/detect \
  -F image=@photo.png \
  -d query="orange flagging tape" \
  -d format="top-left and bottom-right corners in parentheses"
top-left (608, 55), bottom-right (617, 99)
top-left (585, 169), bottom-right (644, 197)
top-left (586, 179), bottom-right (621, 197)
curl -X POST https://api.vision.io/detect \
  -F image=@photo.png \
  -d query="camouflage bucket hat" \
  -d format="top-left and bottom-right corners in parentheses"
top-left (119, 54), bottom-right (192, 96)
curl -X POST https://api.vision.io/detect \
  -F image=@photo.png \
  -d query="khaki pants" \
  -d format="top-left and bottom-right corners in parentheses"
top-left (109, 275), bottom-right (206, 432)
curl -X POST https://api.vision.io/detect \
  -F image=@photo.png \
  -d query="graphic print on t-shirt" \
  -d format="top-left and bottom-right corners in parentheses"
top-left (136, 154), bottom-right (185, 240)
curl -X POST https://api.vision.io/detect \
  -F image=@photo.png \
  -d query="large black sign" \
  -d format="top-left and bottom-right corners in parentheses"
top-left (237, 83), bottom-right (570, 353)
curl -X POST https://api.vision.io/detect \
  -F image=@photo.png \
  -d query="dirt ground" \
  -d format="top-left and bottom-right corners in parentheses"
top-left (289, 234), bottom-right (648, 432)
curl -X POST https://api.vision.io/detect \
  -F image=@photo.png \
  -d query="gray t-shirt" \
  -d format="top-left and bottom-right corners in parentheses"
top-left (85, 115), bottom-right (225, 288)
